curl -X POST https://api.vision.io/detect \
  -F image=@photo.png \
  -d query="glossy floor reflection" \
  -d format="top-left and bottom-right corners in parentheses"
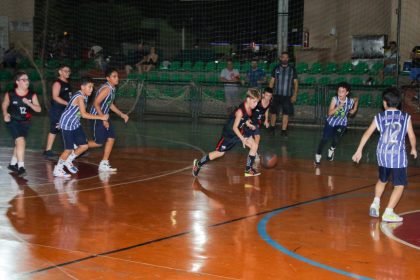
top-left (0, 116), bottom-right (420, 279)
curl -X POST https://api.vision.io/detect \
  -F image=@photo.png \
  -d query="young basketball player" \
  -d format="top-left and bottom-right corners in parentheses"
top-left (53, 78), bottom-right (109, 177)
top-left (192, 88), bottom-right (261, 177)
top-left (43, 65), bottom-right (73, 158)
top-left (2, 71), bottom-right (42, 176)
top-left (88, 68), bottom-right (129, 172)
top-left (249, 87), bottom-right (273, 145)
top-left (352, 88), bottom-right (417, 223)
top-left (315, 82), bottom-right (358, 165)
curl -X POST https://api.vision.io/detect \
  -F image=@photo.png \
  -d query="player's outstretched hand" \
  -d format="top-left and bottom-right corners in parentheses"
top-left (121, 113), bottom-right (129, 123)
top-left (352, 151), bottom-right (362, 163)
top-left (411, 148), bottom-right (417, 159)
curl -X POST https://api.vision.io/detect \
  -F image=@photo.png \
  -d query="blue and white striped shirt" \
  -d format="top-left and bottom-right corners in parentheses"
top-left (59, 91), bottom-right (86, 131)
top-left (90, 82), bottom-right (115, 115)
top-left (375, 110), bottom-right (410, 168)
top-left (326, 96), bottom-right (355, 127)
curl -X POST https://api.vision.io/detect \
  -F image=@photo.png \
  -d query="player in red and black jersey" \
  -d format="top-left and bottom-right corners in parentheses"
top-left (2, 71), bottom-right (42, 176)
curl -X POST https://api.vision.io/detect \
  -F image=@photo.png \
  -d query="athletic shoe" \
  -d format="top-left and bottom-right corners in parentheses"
top-left (245, 167), bottom-right (261, 177)
top-left (327, 147), bottom-right (335, 161)
top-left (64, 160), bottom-right (78, 174)
top-left (99, 161), bottom-right (117, 172)
top-left (192, 159), bottom-right (201, 177)
top-left (382, 212), bottom-right (403, 223)
top-left (43, 150), bottom-right (57, 158)
top-left (53, 165), bottom-right (71, 178)
top-left (369, 203), bottom-right (379, 218)
top-left (17, 167), bottom-right (26, 176)
top-left (8, 164), bottom-right (18, 172)
top-left (314, 154), bottom-right (322, 165)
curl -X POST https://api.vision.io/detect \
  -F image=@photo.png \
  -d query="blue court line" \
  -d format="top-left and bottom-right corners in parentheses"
top-left (258, 200), bottom-right (373, 280)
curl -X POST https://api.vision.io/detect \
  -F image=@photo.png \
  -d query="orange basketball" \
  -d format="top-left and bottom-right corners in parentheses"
top-left (261, 152), bottom-right (278, 169)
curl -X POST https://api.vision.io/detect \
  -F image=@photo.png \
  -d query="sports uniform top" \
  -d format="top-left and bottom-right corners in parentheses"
top-left (252, 100), bottom-right (271, 127)
top-left (222, 102), bottom-right (252, 138)
top-left (90, 82), bottom-right (115, 115)
top-left (6, 89), bottom-right (36, 122)
top-left (51, 79), bottom-right (72, 110)
top-left (59, 91), bottom-right (87, 131)
top-left (326, 96), bottom-right (355, 127)
top-left (375, 110), bottom-right (410, 168)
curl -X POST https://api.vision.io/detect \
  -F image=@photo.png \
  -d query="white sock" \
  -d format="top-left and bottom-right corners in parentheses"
top-left (58, 158), bottom-right (65, 168)
top-left (373, 197), bottom-right (380, 205)
top-left (10, 156), bottom-right (18, 165)
top-left (18, 161), bottom-right (24, 168)
top-left (67, 151), bottom-right (77, 162)
top-left (384, 208), bottom-right (394, 215)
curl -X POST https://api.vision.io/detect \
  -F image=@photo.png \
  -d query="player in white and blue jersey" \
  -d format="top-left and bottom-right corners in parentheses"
top-left (352, 88), bottom-right (417, 222)
top-left (88, 68), bottom-right (129, 172)
top-left (315, 82), bottom-right (358, 165)
top-left (53, 78), bottom-right (109, 178)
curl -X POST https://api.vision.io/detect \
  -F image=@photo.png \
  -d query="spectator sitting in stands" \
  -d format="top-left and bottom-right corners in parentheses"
top-left (410, 46), bottom-right (420, 85)
top-left (138, 47), bottom-right (158, 73)
top-left (125, 42), bottom-right (147, 75)
top-left (380, 41), bottom-right (397, 81)
top-left (246, 58), bottom-right (266, 88)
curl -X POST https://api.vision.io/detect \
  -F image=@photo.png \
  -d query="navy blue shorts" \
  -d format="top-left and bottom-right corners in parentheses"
top-left (49, 107), bottom-right (64, 134)
top-left (90, 119), bottom-right (115, 145)
top-left (322, 122), bottom-right (346, 139)
top-left (62, 126), bottom-right (88, 150)
top-left (6, 120), bottom-right (30, 139)
top-left (378, 166), bottom-right (407, 186)
top-left (244, 127), bottom-right (261, 137)
top-left (270, 95), bottom-right (294, 116)
top-left (215, 136), bottom-right (241, 152)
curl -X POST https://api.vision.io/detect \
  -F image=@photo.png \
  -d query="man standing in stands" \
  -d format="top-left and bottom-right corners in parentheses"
top-left (269, 52), bottom-right (298, 137)
top-left (246, 58), bottom-right (266, 88)
top-left (220, 59), bottom-right (241, 113)
top-left (410, 46), bottom-right (420, 85)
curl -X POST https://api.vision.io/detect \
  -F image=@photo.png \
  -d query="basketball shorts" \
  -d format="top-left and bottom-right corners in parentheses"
top-left (378, 166), bottom-right (408, 186)
top-left (6, 120), bottom-right (30, 139)
top-left (215, 136), bottom-right (241, 152)
top-left (90, 119), bottom-right (115, 145)
top-left (322, 122), bottom-right (346, 139)
top-left (270, 95), bottom-right (294, 116)
top-left (62, 126), bottom-right (88, 150)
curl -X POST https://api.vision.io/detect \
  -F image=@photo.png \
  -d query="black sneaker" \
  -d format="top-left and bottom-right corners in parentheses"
top-left (192, 159), bottom-right (201, 177)
top-left (8, 163), bottom-right (18, 172)
top-left (43, 150), bottom-right (57, 158)
top-left (245, 167), bottom-right (261, 177)
top-left (17, 167), bottom-right (26, 176)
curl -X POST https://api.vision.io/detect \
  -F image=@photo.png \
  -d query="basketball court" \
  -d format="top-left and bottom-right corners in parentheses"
top-left (1, 117), bottom-right (419, 279)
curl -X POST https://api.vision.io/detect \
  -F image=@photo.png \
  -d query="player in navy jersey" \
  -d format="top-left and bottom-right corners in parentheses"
top-left (314, 82), bottom-right (358, 165)
top-left (53, 78), bottom-right (109, 177)
top-left (248, 87), bottom-right (273, 144)
top-left (43, 65), bottom-right (72, 158)
top-left (88, 68), bottom-right (129, 172)
top-left (2, 71), bottom-right (42, 176)
top-left (353, 88), bottom-right (417, 222)
top-left (192, 88), bottom-right (261, 177)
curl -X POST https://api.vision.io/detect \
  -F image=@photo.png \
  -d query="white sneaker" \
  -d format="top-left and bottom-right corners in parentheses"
top-left (53, 165), bottom-right (71, 178)
top-left (64, 160), bottom-right (78, 174)
top-left (327, 147), bottom-right (335, 161)
top-left (99, 161), bottom-right (117, 172)
top-left (382, 211), bottom-right (403, 223)
top-left (369, 203), bottom-right (380, 218)
top-left (314, 154), bottom-right (322, 165)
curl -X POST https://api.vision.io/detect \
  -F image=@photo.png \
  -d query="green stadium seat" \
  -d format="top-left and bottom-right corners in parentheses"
top-left (196, 73), bottom-right (206, 83)
top-left (241, 62), bottom-right (251, 72)
top-left (333, 76), bottom-right (347, 84)
top-left (206, 75), bottom-right (219, 84)
top-left (192, 61), bottom-right (204, 72)
top-left (258, 62), bottom-right (268, 71)
top-left (147, 72), bottom-right (159, 82)
top-left (357, 93), bottom-right (371, 108)
top-left (296, 62), bottom-right (309, 74)
top-left (204, 61), bottom-right (217, 72)
top-left (0, 70), bottom-right (13, 81)
top-left (296, 92), bottom-right (308, 105)
top-left (349, 76), bottom-right (364, 85)
top-left (233, 61), bottom-right (241, 70)
top-left (308, 62), bottom-right (322, 74)
top-left (370, 62), bottom-right (384, 75)
top-left (353, 62), bottom-right (369, 75)
top-left (318, 76), bottom-right (331, 85)
top-left (214, 89), bottom-right (225, 101)
top-left (181, 61), bottom-right (193, 71)
top-left (338, 62), bottom-right (353, 74)
top-left (323, 62), bottom-right (337, 74)
top-left (169, 61), bottom-right (181, 71)
top-left (182, 73), bottom-right (193, 82)
top-left (303, 76), bottom-right (316, 85)
top-left (160, 72), bottom-right (170, 82)
top-left (383, 77), bottom-right (396, 86)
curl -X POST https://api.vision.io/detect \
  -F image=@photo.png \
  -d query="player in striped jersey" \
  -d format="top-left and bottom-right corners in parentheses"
top-left (352, 88), bottom-right (417, 222)
top-left (88, 69), bottom-right (129, 172)
top-left (314, 82), bottom-right (358, 165)
top-left (53, 78), bottom-right (109, 177)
